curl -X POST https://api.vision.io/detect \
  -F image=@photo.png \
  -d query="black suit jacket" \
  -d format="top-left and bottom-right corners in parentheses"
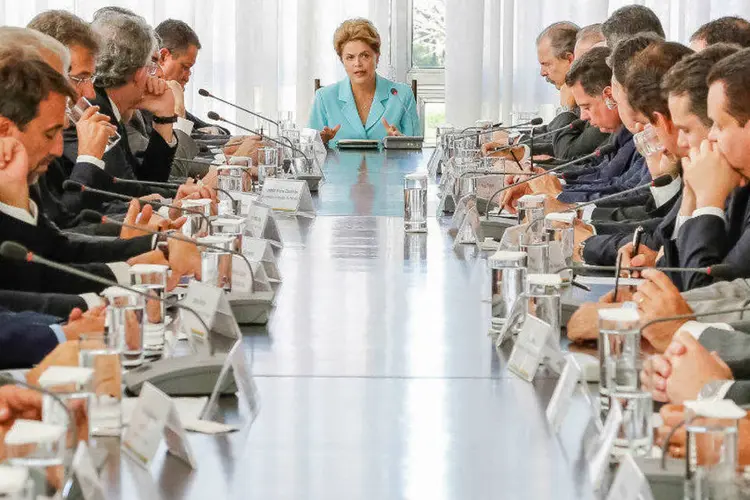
top-left (664, 184), bottom-right (750, 290)
top-left (0, 204), bottom-right (153, 294)
top-left (0, 288), bottom-right (86, 317)
top-left (64, 86), bottom-right (176, 183)
top-left (0, 308), bottom-right (61, 369)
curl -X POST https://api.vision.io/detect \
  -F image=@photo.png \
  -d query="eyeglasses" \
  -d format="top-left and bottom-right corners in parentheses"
top-left (69, 74), bottom-right (96, 86)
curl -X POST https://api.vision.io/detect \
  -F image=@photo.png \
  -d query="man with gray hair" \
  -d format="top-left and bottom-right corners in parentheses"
top-left (64, 12), bottom-right (178, 184)
top-left (601, 4), bottom-right (665, 47)
top-left (574, 23), bottom-right (605, 59)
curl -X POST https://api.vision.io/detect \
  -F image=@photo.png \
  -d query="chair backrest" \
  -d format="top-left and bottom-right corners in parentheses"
top-left (313, 78), bottom-right (418, 100)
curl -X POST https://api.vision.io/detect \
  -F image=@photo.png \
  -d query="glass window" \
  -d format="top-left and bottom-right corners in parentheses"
top-left (423, 102), bottom-right (445, 145)
top-left (411, 0), bottom-right (446, 69)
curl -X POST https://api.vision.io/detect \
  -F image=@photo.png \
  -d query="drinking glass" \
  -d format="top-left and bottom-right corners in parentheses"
top-left (180, 198), bottom-right (212, 237)
top-left (209, 216), bottom-right (245, 253)
top-left (525, 274), bottom-right (562, 334)
top-left (38, 367), bottom-right (93, 446)
top-left (517, 194), bottom-right (546, 226)
top-left (545, 213), bottom-right (575, 277)
top-left (598, 307), bottom-right (641, 416)
top-left (404, 173), bottom-right (428, 233)
top-left (519, 231), bottom-right (550, 275)
top-left (101, 287), bottom-right (145, 368)
top-left (130, 264), bottom-right (168, 356)
top-left (66, 97), bottom-right (121, 151)
top-left (78, 335), bottom-right (123, 436)
top-left (489, 250), bottom-right (527, 332)
top-left (633, 124), bottom-right (665, 156)
top-left (612, 390), bottom-right (653, 457)
top-left (257, 146), bottom-right (278, 188)
top-left (198, 235), bottom-right (234, 291)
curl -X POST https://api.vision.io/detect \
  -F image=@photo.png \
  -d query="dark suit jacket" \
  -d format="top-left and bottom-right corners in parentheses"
top-left (0, 308), bottom-right (61, 369)
top-left (664, 185), bottom-right (750, 290)
top-left (0, 289), bottom-right (86, 317)
top-left (63, 86), bottom-right (176, 183)
top-left (0, 205), bottom-right (153, 294)
top-left (699, 323), bottom-right (750, 380)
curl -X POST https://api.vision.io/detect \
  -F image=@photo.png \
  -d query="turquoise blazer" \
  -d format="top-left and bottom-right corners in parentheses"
top-left (308, 74), bottom-right (421, 146)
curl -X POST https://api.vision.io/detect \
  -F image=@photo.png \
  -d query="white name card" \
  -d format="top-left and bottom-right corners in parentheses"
top-left (244, 202), bottom-right (283, 248)
top-left (454, 206), bottom-right (482, 247)
top-left (180, 281), bottom-right (242, 353)
top-left (242, 237), bottom-right (281, 282)
top-left (231, 255), bottom-right (254, 294)
top-left (606, 454), bottom-right (655, 500)
top-left (72, 441), bottom-right (106, 500)
top-left (588, 398), bottom-right (624, 490)
top-left (546, 356), bottom-right (582, 433)
top-left (201, 341), bottom-right (260, 425)
top-left (122, 382), bottom-right (196, 470)
top-left (507, 314), bottom-right (553, 382)
top-left (260, 178), bottom-right (315, 216)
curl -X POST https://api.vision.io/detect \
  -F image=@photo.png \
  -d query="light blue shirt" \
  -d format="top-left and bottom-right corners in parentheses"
top-left (308, 74), bottom-right (421, 146)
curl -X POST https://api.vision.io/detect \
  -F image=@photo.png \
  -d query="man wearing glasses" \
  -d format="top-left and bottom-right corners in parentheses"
top-left (64, 10), bottom-right (178, 185)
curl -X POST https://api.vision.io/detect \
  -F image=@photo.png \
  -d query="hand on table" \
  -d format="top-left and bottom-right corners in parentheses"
top-left (616, 242), bottom-right (659, 278)
top-left (663, 330), bottom-right (732, 403)
top-left (166, 237), bottom-right (201, 290)
top-left (633, 269), bottom-right (693, 352)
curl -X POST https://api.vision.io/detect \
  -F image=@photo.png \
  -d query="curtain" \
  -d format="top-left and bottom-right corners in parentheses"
top-left (445, 0), bottom-right (750, 128)
top-left (0, 0), bottom-right (390, 133)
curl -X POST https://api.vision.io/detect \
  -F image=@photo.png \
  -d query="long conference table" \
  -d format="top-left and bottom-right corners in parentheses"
top-left (103, 148), bottom-right (601, 500)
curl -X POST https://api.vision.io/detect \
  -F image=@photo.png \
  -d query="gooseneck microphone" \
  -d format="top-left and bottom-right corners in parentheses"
top-left (453, 118), bottom-right (544, 141)
top-left (206, 111), bottom-right (312, 166)
top-left (561, 262), bottom-right (735, 280)
top-left (79, 209), bottom-right (255, 289)
top-left (563, 174), bottom-right (674, 213)
top-left (0, 241), bottom-right (214, 351)
top-left (482, 143), bottom-right (617, 218)
top-left (113, 178), bottom-right (181, 189)
top-left (640, 305), bottom-right (750, 334)
top-left (62, 180), bottom-right (211, 230)
top-left (198, 88), bottom-right (279, 133)
top-left (488, 119), bottom-right (586, 154)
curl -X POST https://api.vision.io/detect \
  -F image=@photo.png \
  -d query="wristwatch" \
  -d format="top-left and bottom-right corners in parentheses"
top-left (155, 230), bottom-right (178, 258)
top-left (575, 238), bottom-right (588, 262)
top-left (152, 114), bottom-right (178, 124)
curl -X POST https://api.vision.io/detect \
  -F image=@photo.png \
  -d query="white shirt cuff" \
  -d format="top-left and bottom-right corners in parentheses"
top-left (679, 320), bottom-right (734, 340)
top-left (49, 324), bottom-right (67, 344)
top-left (77, 155), bottom-right (106, 170)
top-left (672, 215), bottom-right (690, 240)
top-left (79, 293), bottom-right (105, 310)
top-left (692, 206), bottom-right (726, 222)
top-left (175, 117), bottom-right (194, 136)
top-left (699, 381), bottom-right (737, 401)
top-left (167, 135), bottom-right (178, 148)
top-left (106, 262), bottom-right (130, 285)
top-left (581, 204), bottom-right (596, 223)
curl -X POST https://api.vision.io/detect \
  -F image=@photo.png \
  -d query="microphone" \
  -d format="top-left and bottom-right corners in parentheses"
top-left (483, 143), bottom-right (618, 219)
top-left (62, 180), bottom-right (211, 230)
top-left (640, 305), bottom-right (750, 335)
top-left (452, 118), bottom-right (545, 141)
top-left (562, 262), bottom-right (735, 280)
top-left (488, 119), bottom-right (585, 153)
top-left (563, 174), bottom-right (674, 213)
top-left (0, 241), bottom-right (214, 351)
top-left (79, 210), bottom-right (255, 290)
top-left (113, 178), bottom-right (181, 189)
top-left (207, 111), bottom-right (313, 167)
top-left (198, 88), bottom-right (279, 133)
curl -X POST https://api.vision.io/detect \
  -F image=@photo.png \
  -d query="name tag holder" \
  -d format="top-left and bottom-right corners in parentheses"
top-left (587, 398), bottom-right (624, 490)
top-left (180, 281), bottom-right (242, 355)
top-left (121, 382), bottom-right (197, 470)
top-left (606, 454), bottom-right (655, 500)
top-left (507, 314), bottom-right (554, 382)
top-left (244, 202), bottom-right (283, 249)
top-left (546, 356), bottom-right (582, 434)
top-left (260, 178), bottom-right (315, 217)
top-left (450, 195), bottom-right (476, 233)
top-left (453, 205), bottom-right (483, 248)
top-left (242, 237), bottom-right (281, 282)
top-left (68, 441), bottom-right (106, 500)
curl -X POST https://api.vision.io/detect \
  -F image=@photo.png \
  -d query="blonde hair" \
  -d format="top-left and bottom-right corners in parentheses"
top-left (333, 18), bottom-right (381, 58)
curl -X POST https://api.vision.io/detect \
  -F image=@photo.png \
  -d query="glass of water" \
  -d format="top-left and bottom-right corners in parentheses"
top-left (180, 198), bottom-right (212, 238)
top-left (37, 367), bottom-right (93, 447)
top-left (257, 146), bottom-right (278, 188)
top-left (489, 250), bottom-right (527, 333)
top-left (130, 264), bottom-right (168, 357)
top-left (517, 194), bottom-right (546, 226)
top-left (519, 231), bottom-right (550, 274)
top-left (209, 216), bottom-right (245, 253)
top-left (198, 235), bottom-right (234, 291)
top-left (525, 274), bottom-right (562, 334)
top-left (66, 97), bottom-right (121, 152)
top-left (611, 390), bottom-right (653, 457)
top-left (545, 213), bottom-right (575, 277)
top-left (633, 124), bottom-right (664, 157)
top-left (404, 172), bottom-right (428, 233)
top-left (78, 335), bottom-right (123, 436)
top-left (101, 286), bottom-right (145, 368)
top-left (216, 166), bottom-right (246, 215)
top-left (598, 307), bottom-right (641, 417)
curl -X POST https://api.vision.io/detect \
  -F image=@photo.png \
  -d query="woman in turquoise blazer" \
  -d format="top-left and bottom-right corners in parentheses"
top-left (308, 18), bottom-right (421, 147)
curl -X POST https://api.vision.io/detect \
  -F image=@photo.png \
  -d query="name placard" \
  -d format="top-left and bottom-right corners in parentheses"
top-left (606, 454), bottom-right (655, 500)
top-left (242, 237), bottom-right (281, 282)
top-left (507, 314), bottom-right (553, 382)
top-left (546, 356), bottom-right (582, 433)
top-left (245, 202), bottom-right (283, 248)
top-left (180, 281), bottom-right (242, 352)
top-left (260, 178), bottom-right (315, 216)
top-left (454, 206), bottom-right (482, 247)
top-left (121, 382), bottom-right (196, 470)
top-left (71, 441), bottom-right (106, 500)
top-left (587, 398), bottom-right (624, 490)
